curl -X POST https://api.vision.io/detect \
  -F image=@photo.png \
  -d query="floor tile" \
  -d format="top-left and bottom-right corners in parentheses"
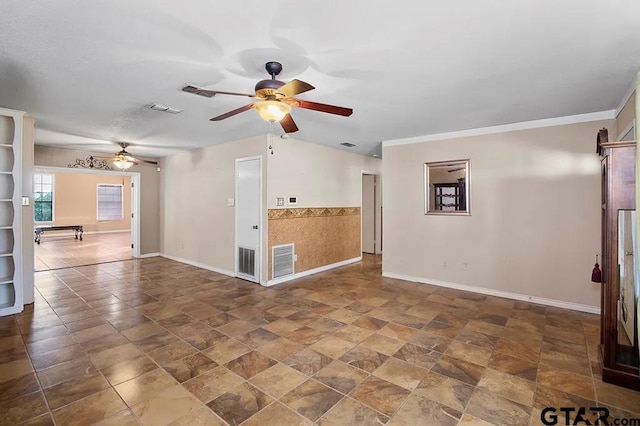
top-left (339, 345), bottom-right (388, 372)
top-left (166, 406), bottom-right (227, 426)
top-left (114, 368), bottom-right (177, 407)
top-left (349, 376), bottom-right (411, 416)
top-left (393, 342), bottom-right (442, 369)
top-left (147, 341), bottom-right (198, 366)
top-left (310, 335), bottom-right (357, 358)
top-left (284, 347), bottom-right (333, 376)
top-left (163, 352), bottom-right (217, 383)
top-left (389, 394), bottom-right (462, 426)
top-left (374, 357), bottom-right (429, 390)
top-left (487, 352), bottom-right (538, 382)
top-left (594, 379), bottom-right (640, 413)
top-left (0, 371), bottom-right (40, 404)
top-left (183, 366), bottom-right (244, 403)
top-left (52, 388), bottom-right (127, 426)
top-left (477, 367), bottom-right (536, 406)
top-left (466, 388), bottom-right (531, 425)
top-left (537, 365), bottom-right (595, 400)
top-left (37, 358), bottom-right (96, 388)
top-left (44, 370), bottom-right (110, 409)
top-left (224, 350), bottom-right (276, 379)
top-left (282, 379), bottom-right (344, 422)
top-left (200, 336), bottom-right (250, 363)
top-left (313, 360), bottom-right (369, 394)
top-left (131, 384), bottom-right (201, 426)
top-left (318, 397), bottom-right (389, 425)
top-left (2, 391), bottom-right (49, 424)
top-left (413, 372), bottom-right (474, 411)
top-left (249, 362), bottom-right (308, 398)
top-left (445, 340), bottom-right (492, 366)
top-left (244, 401), bottom-right (313, 426)
top-left (360, 333), bottom-right (404, 356)
top-left (207, 382), bottom-right (272, 425)
top-left (101, 355), bottom-right (158, 385)
top-left (431, 355), bottom-right (485, 386)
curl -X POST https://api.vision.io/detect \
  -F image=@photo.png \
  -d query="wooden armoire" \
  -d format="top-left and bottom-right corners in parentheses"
top-left (598, 128), bottom-right (640, 390)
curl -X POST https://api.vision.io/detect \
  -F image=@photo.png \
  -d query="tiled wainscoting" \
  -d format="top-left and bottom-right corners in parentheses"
top-left (267, 208), bottom-right (361, 280)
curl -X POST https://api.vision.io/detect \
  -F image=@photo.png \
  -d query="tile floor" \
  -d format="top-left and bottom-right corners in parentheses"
top-left (35, 231), bottom-right (133, 271)
top-left (2, 255), bottom-right (640, 425)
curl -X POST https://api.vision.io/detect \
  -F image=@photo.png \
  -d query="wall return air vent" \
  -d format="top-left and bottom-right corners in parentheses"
top-left (273, 243), bottom-right (294, 279)
top-left (340, 142), bottom-right (356, 147)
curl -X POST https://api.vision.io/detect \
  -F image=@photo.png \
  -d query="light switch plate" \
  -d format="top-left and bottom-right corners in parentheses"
top-left (227, 198), bottom-right (235, 207)
top-left (276, 197), bottom-right (285, 207)
top-left (21, 196), bottom-right (30, 206)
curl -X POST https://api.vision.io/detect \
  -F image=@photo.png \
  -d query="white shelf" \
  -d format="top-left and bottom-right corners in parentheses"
top-left (0, 226), bottom-right (11, 230)
top-left (0, 277), bottom-right (12, 285)
top-left (0, 252), bottom-right (12, 258)
top-left (0, 199), bottom-right (12, 202)
top-left (0, 144), bottom-right (12, 148)
top-left (0, 172), bottom-right (11, 175)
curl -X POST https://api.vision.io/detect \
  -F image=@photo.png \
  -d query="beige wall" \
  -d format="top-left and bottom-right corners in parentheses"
top-left (266, 138), bottom-right (381, 280)
top-left (34, 146), bottom-right (160, 254)
top-left (617, 90), bottom-right (636, 140)
top-left (160, 135), bottom-right (267, 278)
top-left (267, 138), bottom-right (381, 208)
top-left (383, 119), bottom-right (615, 309)
top-left (50, 172), bottom-right (131, 232)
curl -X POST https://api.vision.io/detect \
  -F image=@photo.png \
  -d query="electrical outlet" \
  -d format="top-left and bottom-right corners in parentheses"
top-left (463, 262), bottom-right (469, 270)
top-left (441, 261), bottom-right (447, 269)
top-left (276, 197), bottom-right (285, 207)
top-left (294, 254), bottom-right (298, 261)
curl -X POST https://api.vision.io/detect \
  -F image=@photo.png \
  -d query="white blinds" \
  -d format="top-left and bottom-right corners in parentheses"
top-left (97, 185), bottom-right (123, 221)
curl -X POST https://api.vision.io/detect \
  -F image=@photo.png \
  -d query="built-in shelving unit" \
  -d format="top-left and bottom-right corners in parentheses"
top-left (0, 108), bottom-right (23, 316)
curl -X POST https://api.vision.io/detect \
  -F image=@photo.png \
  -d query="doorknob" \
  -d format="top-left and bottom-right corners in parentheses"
top-left (625, 251), bottom-right (633, 256)
top-left (252, 225), bottom-right (259, 230)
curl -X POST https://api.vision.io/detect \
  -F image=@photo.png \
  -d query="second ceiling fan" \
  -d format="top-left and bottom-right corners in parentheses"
top-left (182, 61), bottom-right (353, 133)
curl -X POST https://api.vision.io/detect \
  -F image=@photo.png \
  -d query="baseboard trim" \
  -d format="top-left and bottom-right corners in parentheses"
top-left (266, 256), bottom-right (362, 287)
top-left (382, 271), bottom-right (600, 314)
top-left (160, 253), bottom-right (235, 277)
top-left (138, 252), bottom-right (160, 259)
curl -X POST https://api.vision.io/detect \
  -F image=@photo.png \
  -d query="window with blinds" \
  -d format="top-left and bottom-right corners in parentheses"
top-left (97, 184), bottom-right (123, 221)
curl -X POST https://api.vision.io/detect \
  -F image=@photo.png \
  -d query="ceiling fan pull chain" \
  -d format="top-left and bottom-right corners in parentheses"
top-left (268, 122), bottom-right (274, 155)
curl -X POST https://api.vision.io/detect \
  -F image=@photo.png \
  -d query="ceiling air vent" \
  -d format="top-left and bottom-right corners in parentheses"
top-left (340, 142), bottom-right (356, 147)
top-left (148, 103), bottom-right (182, 114)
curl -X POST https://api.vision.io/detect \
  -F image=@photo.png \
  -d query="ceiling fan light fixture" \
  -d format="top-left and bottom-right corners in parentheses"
top-left (253, 100), bottom-right (291, 122)
top-left (113, 154), bottom-right (134, 170)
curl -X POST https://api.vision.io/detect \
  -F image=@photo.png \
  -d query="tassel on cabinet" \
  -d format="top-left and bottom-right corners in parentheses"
top-left (591, 254), bottom-right (602, 283)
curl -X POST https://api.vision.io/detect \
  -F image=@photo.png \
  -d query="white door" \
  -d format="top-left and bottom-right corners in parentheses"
top-left (236, 157), bottom-right (262, 282)
top-left (362, 174), bottom-right (376, 254)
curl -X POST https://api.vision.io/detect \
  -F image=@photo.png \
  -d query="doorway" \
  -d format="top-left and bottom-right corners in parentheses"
top-left (33, 166), bottom-right (141, 271)
top-left (235, 156), bottom-right (262, 283)
top-left (362, 172), bottom-right (381, 255)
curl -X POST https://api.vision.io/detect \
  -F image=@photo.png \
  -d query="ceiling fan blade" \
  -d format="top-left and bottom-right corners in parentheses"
top-left (133, 158), bottom-right (159, 166)
top-left (210, 103), bottom-right (255, 121)
top-left (294, 99), bottom-right (353, 117)
top-left (276, 79), bottom-right (315, 98)
top-left (280, 114), bottom-right (299, 133)
top-left (182, 85), bottom-right (254, 98)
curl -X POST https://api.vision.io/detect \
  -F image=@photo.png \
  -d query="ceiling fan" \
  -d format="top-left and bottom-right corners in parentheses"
top-left (182, 61), bottom-right (353, 133)
top-left (97, 143), bottom-right (159, 170)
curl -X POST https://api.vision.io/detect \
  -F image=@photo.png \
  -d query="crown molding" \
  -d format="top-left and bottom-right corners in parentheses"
top-left (383, 110), bottom-right (616, 148)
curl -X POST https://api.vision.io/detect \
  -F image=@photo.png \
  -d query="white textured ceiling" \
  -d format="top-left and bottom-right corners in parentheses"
top-left (0, 1), bottom-right (639, 158)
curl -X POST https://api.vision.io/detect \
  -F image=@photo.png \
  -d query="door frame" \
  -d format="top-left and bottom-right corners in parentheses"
top-left (361, 170), bottom-right (381, 255)
top-left (33, 166), bottom-right (141, 258)
top-left (234, 155), bottom-right (263, 283)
